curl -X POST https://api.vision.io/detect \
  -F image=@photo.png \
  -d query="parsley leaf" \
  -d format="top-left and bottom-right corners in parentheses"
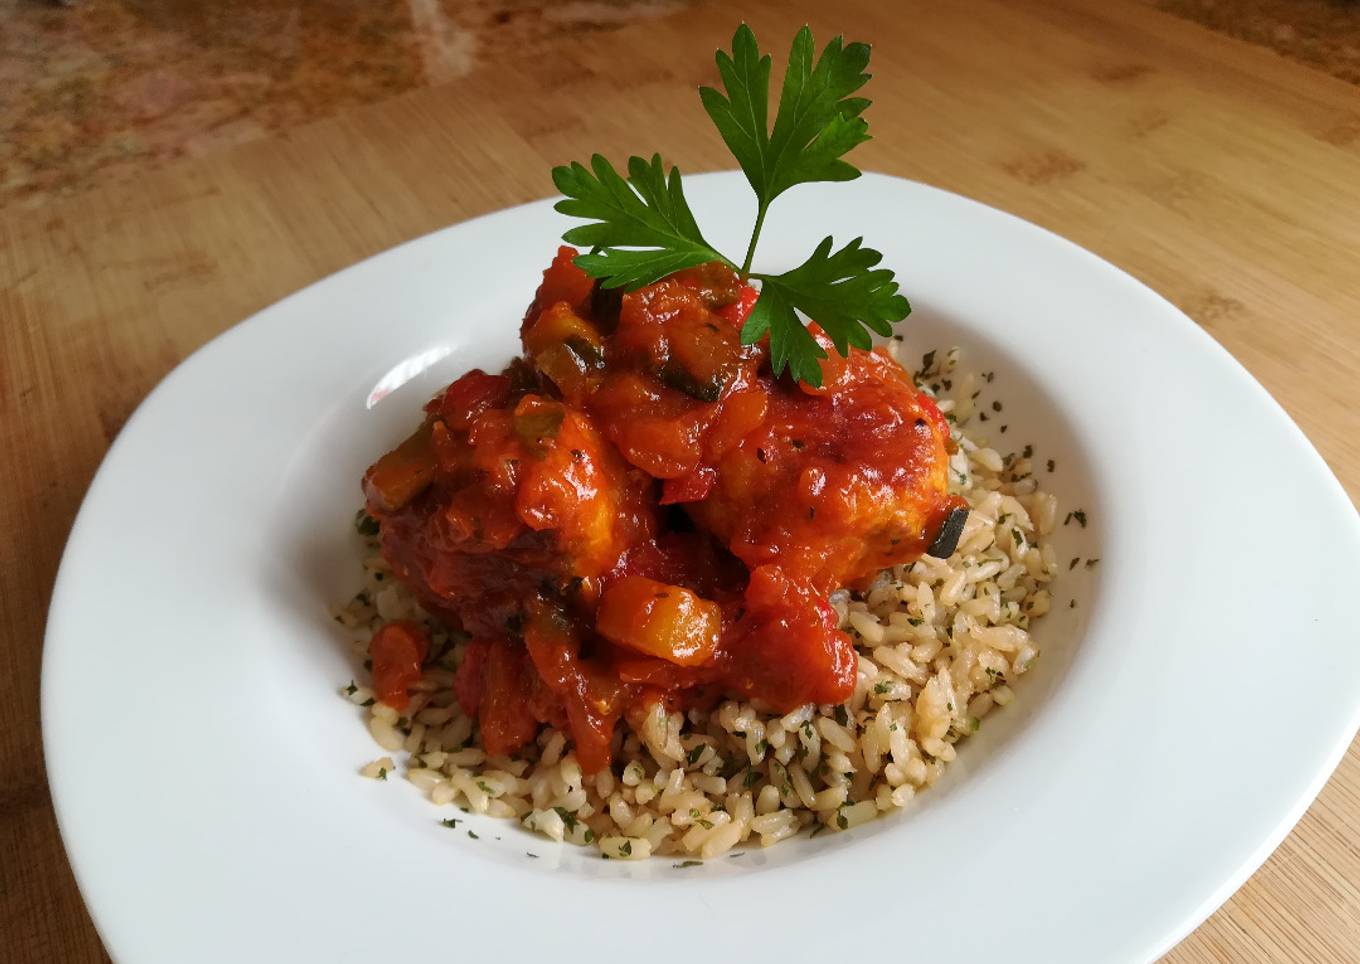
top-left (553, 806), bottom-right (579, 833)
top-left (748, 236), bottom-right (908, 385)
top-left (701, 24), bottom-right (872, 271)
top-left (552, 153), bottom-right (729, 289)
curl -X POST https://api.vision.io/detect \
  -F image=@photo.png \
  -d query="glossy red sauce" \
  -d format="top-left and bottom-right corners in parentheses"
top-left (363, 247), bottom-right (961, 771)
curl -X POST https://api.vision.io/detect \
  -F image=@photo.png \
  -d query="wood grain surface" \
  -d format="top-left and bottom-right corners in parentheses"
top-left (3, 0), bottom-right (1358, 960)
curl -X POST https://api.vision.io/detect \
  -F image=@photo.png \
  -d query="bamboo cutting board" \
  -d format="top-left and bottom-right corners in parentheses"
top-left (2, 0), bottom-right (1359, 960)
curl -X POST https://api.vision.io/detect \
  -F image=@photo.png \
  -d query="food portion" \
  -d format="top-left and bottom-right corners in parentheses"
top-left (336, 24), bottom-right (1062, 860)
top-left (340, 340), bottom-right (1060, 858)
top-left (361, 251), bottom-right (962, 774)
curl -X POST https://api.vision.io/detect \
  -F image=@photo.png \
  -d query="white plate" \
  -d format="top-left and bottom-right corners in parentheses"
top-left (43, 172), bottom-right (1360, 963)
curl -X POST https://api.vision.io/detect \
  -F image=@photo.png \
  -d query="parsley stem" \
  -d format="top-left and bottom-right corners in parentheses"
top-left (740, 200), bottom-right (769, 277)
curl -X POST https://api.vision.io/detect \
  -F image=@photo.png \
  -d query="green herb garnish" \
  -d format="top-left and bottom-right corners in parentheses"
top-left (554, 806), bottom-right (579, 833)
top-left (552, 24), bottom-right (907, 387)
top-left (690, 807), bottom-right (716, 830)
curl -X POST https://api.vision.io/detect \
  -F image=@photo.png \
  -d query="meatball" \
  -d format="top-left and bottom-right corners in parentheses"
top-left (687, 345), bottom-right (961, 592)
top-left (365, 374), bottom-right (653, 637)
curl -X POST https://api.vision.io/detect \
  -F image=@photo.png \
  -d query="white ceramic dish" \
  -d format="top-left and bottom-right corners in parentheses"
top-left (43, 172), bottom-right (1360, 963)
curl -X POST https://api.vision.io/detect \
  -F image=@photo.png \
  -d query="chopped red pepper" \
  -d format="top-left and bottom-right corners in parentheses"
top-left (426, 369), bottom-right (510, 432)
top-left (522, 246), bottom-right (595, 333)
top-left (369, 621), bottom-right (430, 711)
top-left (716, 284), bottom-right (759, 327)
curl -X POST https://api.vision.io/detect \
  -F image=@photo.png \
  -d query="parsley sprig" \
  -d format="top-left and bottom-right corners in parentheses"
top-left (551, 23), bottom-right (909, 387)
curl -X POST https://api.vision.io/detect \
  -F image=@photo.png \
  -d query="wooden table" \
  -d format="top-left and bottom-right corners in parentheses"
top-left (3, 0), bottom-right (1357, 959)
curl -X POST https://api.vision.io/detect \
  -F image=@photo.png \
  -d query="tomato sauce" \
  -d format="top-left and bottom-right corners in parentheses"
top-left (363, 249), bottom-right (961, 771)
